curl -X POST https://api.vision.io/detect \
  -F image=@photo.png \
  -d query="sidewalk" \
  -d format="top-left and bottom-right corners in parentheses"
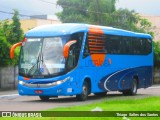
top-left (0, 90), bottom-right (18, 95)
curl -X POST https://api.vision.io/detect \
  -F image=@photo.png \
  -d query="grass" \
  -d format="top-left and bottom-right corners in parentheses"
top-left (1, 96), bottom-right (160, 120)
top-left (47, 96), bottom-right (160, 111)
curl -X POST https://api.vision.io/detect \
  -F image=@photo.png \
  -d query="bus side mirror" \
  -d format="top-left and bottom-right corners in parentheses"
top-left (63, 40), bottom-right (77, 59)
top-left (10, 42), bottom-right (22, 59)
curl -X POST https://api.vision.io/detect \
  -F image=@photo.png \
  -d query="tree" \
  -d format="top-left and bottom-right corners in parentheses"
top-left (56, 0), bottom-right (117, 25)
top-left (56, 0), bottom-right (153, 36)
top-left (0, 20), bottom-right (18, 66)
top-left (109, 9), bottom-right (154, 36)
top-left (7, 10), bottom-right (23, 44)
top-left (0, 10), bottom-right (23, 66)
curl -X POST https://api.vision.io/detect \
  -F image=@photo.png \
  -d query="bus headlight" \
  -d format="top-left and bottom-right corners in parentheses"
top-left (19, 77), bottom-right (70, 87)
top-left (53, 77), bottom-right (70, 85)
top-left (19, 81), bottom-right (26, 85)
top-left (57, 81), bottom-right (63, 85)
top-left (46, 77), bottom-right (70, 86)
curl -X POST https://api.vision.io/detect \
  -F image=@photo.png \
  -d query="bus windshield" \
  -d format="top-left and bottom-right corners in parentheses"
top-left (19, 36), bottom-right (69, 77)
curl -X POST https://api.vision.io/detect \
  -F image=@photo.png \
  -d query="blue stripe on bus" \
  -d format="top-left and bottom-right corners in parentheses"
top-left (99, 66), bottom-right (152, 91)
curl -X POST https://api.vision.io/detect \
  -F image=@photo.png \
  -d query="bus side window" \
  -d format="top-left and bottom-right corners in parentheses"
top-left (124, 37), bottom-right (132, 54)
top-left (83, 34), bottom-right (89, 58)
top-left (142, 38), bottom-right (152, 54)
top-left (132, 37), bottom-right (141, 54)
top-left (106, 35), bottom-right (115, 54)
top-left (106, 35), bottom-right (122, 54)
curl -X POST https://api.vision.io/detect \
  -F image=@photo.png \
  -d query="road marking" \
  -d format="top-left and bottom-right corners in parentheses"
top-left (0, 94), bottom-right (19, 98)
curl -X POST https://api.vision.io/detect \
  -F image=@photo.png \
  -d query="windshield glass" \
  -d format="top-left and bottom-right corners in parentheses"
top-left (19, 36), bottom-right (69, 78)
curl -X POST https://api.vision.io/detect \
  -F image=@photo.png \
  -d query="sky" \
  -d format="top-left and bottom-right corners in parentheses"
top-left (116, 0), bottom-right (160, 16)
top-left (0, 0), bottom-right (160, 20)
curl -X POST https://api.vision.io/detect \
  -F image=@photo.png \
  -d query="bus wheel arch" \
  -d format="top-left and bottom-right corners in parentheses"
top-left (123, 75), bottom-right (138, 96)
top-left (76, 78), bottom-right (91, 101)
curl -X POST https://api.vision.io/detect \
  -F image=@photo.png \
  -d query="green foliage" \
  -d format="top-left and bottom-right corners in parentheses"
top-left (8, 9), bottom-right (23, 44)
top-left (0, 37), bottom-right (19, 66)
top-left (56, 0), bottom-right (153, 36)
top-left (56, 0), bottom-right (117, 24)
top-left (0, 10), bottom-right (23, 67)
top-left (153, 41), bottom-right (160, 68)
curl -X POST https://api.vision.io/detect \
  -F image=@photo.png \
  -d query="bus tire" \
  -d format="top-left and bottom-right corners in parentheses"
top-left (76, 81), bottom-right (89, 101)
top-left (94, 92), bottom-right (107, 96)
top-left (39, 96), bottom-right (50, 101)
top-left (123, 79), bottom-right (138, 96)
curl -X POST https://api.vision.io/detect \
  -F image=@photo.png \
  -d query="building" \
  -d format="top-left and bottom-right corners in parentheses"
top-left (19, 14), bottom-right (160, 41)
top-left (20, 15), bottom-right (61, 33)
top-left (141, 15), bottom-right (160, 41)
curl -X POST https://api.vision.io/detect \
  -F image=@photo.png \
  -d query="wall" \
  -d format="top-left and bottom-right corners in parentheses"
top-left (154, 70), bottom-right (160, 84)
top-left (20, 19), bottom-right (61, 33)
top-left (0, 66), bottom-right (18, 90)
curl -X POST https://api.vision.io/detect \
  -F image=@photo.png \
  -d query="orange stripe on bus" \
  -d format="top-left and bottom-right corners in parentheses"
top-left (88, 26), bottom-right (106, 66)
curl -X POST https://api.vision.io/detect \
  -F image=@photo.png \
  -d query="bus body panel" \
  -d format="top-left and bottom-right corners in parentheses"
top-left (17, 23), bottom-right (153, 97)
top-left (18, 69), bottom-right (83, 96)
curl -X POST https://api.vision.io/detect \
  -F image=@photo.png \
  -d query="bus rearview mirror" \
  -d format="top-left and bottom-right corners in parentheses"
top-left (63, 40), bottom-right (77, 59)
top-left (10, 42), bottom-right (22, 59)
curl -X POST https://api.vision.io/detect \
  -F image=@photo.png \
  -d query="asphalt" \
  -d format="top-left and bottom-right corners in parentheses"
top-left (0, 85), bottom-right (159, 111)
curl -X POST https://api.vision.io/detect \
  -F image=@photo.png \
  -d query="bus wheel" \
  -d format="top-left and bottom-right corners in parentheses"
top-left (94, 92), bottom-right (107, 96)
top-left (76, 81), bottom-right (89, 101)
top-left (123, 79), bottom-right (138, 96)
top-left (39, 96), bottom-right (50, 101)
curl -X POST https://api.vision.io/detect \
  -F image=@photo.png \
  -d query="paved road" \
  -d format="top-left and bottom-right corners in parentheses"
top-left (0, 85), bottom-right (160, 111)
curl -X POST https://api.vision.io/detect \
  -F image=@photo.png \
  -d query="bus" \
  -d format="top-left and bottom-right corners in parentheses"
top-left (10, 23), bottom-right (153, 101)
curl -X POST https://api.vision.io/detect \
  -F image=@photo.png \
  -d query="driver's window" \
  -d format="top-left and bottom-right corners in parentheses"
top-left (66, 32), bottom-right (84, 70)
top-left (67, 45), bottom-right (75, 70)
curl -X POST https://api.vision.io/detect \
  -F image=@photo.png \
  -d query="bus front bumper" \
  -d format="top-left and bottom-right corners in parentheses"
top-left (18, 80), bottom-right (79, 97)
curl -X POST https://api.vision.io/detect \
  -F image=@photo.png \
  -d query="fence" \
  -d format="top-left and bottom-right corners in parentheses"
top-left (0, 66), bottom-right (159, 90)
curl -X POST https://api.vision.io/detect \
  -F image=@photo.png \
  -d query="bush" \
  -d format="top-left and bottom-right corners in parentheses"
top-left (0, 37), bottom-right (20, 66)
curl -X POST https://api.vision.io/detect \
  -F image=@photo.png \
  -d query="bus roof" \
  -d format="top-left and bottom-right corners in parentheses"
top-left (25, 23), bottom-right (152, 39)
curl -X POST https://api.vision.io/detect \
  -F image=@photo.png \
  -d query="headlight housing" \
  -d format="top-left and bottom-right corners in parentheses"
top-left (18, 77), bottom-right (70, 88)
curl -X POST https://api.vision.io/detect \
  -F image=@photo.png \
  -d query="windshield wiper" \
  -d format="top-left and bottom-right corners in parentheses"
top-left (27, 51), bottom-right (51, 76)
top-left (41, 52), bottom-right (51, 75)
top-left (28, 53), bottom-right (41, 75)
